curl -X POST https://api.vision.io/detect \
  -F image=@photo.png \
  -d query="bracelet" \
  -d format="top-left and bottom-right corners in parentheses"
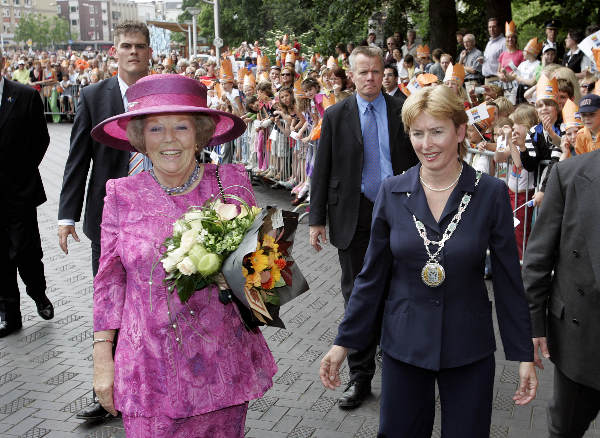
top-left (93, 338), bottom-right (114, 346)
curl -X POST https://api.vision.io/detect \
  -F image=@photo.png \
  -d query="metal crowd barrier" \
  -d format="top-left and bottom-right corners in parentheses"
top-left (40, 84), bottom-right (82, 122)
top-left (467, 147), bottom-right (550, 260)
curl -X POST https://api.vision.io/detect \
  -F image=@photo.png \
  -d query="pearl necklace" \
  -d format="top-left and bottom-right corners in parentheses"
top-left (419, 163), bottom-right (463, 192)
top-left (150, 162), bottom-right (201, 196)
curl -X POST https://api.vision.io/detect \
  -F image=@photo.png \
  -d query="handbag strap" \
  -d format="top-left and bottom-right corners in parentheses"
top-left (215, 164), bottom-right (226, 202)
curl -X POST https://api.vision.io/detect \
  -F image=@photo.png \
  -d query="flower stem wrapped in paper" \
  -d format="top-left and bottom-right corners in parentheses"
top-left (221, 207), bottom-right (309, 329)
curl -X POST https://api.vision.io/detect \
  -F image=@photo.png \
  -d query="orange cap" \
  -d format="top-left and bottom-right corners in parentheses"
top-left (285, 52), bottom-right (296, 65)
top-left (416, 45), bottom-right (430, 57)
top-left (536, 74), bottom-right (559, 102)
top-left (257, 55), bottom-right (270, 69)
top-left (505, 20), bottom-right (517, 37)
top-left (219, 59), bottom-right (234, 83)
top-left (561, 99), bottom-right (583, 130)
top-left (524, 37), bottom-right (543, 57)
top-left (243, 73), bottom-right (256, 89)
top-left (258, 71), bottom-right (269, 82)
top-left (416, 73), bottom-right (438, 87)
top-left (294, 79), bottom-right (306, 99)
top-left (443, 63), bottom-right (465, 86)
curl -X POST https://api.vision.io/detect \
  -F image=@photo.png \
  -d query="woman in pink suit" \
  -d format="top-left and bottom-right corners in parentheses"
top-left (90, 74), bottom-right (277, 437)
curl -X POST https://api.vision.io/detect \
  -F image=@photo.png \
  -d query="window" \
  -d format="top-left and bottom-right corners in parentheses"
top-left (2, 8), bottom-right (9, 16)
top-left (89, 17), bottom-right (94, 26)
top-left (102, 20), bottom-right (106, 25)
top-left (13, 0), bottom-right (19, 5)
top-left (0, 0), bottom-right (7, 5)
top-left (14, 8), bottom-right (19, 16)
top-left (70, 5), bottom-right (76, 12)
top-left (71, 19), bottom-right (77, 25)
top-left (88, 5), bottom-right (94, 13)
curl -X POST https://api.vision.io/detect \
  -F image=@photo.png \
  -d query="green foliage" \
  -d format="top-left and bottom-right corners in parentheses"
top-left (15, 14), bottom-right (71, 48)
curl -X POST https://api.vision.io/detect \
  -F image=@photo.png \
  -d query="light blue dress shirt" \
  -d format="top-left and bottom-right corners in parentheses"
top-left (356, 92), bottom-right (393, 194)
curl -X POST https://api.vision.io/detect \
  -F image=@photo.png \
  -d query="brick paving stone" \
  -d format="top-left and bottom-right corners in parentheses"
top-left (0, 123), bottom-right (597, 437)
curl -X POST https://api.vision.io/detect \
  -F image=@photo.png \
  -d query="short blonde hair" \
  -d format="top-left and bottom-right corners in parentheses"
top-left (509, 104), bottom-right (539, 129)
top-left (494, 96), bottom-right (514, 116)
top-left (126, 113), bottom-right (216, 154)
top-left (402, 86), bottom-right (469, 158)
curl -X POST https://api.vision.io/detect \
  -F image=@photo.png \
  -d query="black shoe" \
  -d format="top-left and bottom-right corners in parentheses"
top-left (338, 381), bottom-right (371, 410)
top-left (76, 402), bottom-right (110, 420)
top-left (0, 318), bottom-right (22, 338)
top-left (34, 295), bottom-right (54, 320)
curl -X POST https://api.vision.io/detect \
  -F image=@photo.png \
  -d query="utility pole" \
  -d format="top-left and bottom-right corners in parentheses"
top-left (187, 7), bottom-right (200, 59)
top-left (202, 0), bottom-right (222, 66)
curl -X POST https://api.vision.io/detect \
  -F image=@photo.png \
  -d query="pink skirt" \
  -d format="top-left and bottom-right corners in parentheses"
top-left (122, 403), bottom-right (248, 438)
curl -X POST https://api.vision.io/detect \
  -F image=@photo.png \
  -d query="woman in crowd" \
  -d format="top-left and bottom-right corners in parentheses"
top-left (320, 85), bottom-right (537, 437)
top-left (511, 38), bottom-right (542, 103)
top-left (330, 68), bottom-right (353, 103)
top-left (90, 74), bottom-right (277, 437)
top-left (498, 22), bottom-right (523, 101)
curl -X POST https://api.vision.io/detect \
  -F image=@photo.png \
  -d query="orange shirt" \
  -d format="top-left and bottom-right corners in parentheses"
top-left (575, 127), bottom-right (600, 155)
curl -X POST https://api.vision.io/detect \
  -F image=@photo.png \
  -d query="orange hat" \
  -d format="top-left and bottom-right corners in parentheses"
top-left (258, 71), bottom-right (269, 82)
top-left (562, 99), bottom-right (584, 130)
top-left (321, 93), bottom-right (336, 109)
top-left (257, 55), bottom-right (270, 70)
top-left (294, 79), bottom-right (306, 99)
top-left (443, 63), bottom-right (465, 86)
top-left (219, 58), bottom-right (234, 83)
top-left (593, 48), bottom-right (600, 71)
top-left (594, 79), bottom-right (600, 96)
top-left (237, 66), bottom-right (246, 83)
top-left (326, 56), bottom-right (337, 70)
top-left (215, 82), bottom-right (223, 100)
top-left (243, 73), bottom-right (256, 89)
top-left (505, 20), bottom-right (517, 37)
top-left (285, 52), bottom-right (296, 65)
top-left (524, 37), bottom-right (543, 57)
top-left (416, 73), bottom-right (438, 87)
top-left (416, 45), bottom-right (430, 58)
top-left (536, 74), bottom-right (558, 102)
top-left (399, 83), bottom-right (411, 97)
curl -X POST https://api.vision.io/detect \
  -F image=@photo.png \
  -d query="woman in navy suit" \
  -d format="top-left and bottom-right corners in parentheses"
top-left (319, 86), bottom-right (538, 437)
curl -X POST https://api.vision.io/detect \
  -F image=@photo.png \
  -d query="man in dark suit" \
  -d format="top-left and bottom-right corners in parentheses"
top-left (523, 149), bottom-right (600, 437)
top-left (0, 52), bottom-right (53, 338)
top-left (57, 21), bottom-right (152, 419)
top-left (382, 64), bottom-right (406, 103)
top-left (310, 46), bottom-right (418, 409)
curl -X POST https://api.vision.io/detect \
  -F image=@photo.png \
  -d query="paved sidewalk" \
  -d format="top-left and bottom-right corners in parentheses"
top-left (0, 123), bottom-right (597, 438)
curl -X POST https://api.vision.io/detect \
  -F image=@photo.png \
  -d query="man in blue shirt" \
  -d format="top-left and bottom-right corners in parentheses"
top-left (310, 46), bottom-right (418, 409)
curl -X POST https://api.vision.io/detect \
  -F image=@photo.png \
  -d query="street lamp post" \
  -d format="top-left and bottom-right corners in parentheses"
top-left (184, 20), bottom-right (192, 59)
top-left (202, 0), bottom-right (221, 65)
top-left (186, 7), bottom-right (200, 59)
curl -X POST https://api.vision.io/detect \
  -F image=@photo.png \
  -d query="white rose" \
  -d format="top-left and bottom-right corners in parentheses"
top-left (214, 200), bottom-right (239, 221)
top-left (184, 210), bottom-right (203, 221)
top-left (189, 219), bottom-right (204, 231)
top-left (162, 256), bottom-right (179, 273)
top-left (172, 219), bottom-right (188, 237)
top-left (180, 229), bottom-right (198, 252)
top-left (162, 247), bottom-right (186, 272)
top-left (177, 257), bottom-right (198, 275)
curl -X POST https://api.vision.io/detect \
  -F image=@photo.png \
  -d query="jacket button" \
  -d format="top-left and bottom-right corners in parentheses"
top-left (572, 250), bottom-right (580, 258)
top-left (572, 318), bottom-right (580, 325)
top-left (577, 288), bottom-right (585, 296)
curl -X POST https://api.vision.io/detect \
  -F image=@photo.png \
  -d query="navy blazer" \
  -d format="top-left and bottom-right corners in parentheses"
top-left (335, 163), bottom-right (534, 371)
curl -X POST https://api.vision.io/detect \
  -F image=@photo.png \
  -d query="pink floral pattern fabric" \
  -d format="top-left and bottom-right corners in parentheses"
top-left (122, 403), bottom-right (247, 438)
top-left (94, 164), bottom-right (277, 418)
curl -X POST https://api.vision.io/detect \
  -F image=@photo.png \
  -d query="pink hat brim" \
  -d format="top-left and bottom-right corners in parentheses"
top-left (91, 104), bottom-right (247, 151)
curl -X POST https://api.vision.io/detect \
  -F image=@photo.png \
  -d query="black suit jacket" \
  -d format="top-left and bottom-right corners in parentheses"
top-left (523, 150), bottom-right (600, 391)
top-left (309, 92), bottom-right (418, 250)
top-left (0, 79), bottom-right (49, 210)
top-left (58, 76), bottom-right (129, 243)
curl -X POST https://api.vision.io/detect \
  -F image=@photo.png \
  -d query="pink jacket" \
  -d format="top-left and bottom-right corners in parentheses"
top-left (94, 164), bottom-right (277, 418)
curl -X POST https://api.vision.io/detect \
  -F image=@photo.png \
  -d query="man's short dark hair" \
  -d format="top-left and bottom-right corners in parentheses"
top-left (567, 29), bottom-right (583, 44)
top-left (384, 64), bottom-right (398, 77)
top-left (488, 17), bottom-right (499, 24)
top-left (114, 21), bottom-right (150, 45)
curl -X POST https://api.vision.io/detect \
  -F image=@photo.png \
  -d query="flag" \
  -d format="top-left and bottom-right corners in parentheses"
top-left (466, 103), bottom-right (489, 125)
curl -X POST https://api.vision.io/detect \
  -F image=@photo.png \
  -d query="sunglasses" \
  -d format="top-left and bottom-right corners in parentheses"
top-left (281, 73), bottom-right (292, 76)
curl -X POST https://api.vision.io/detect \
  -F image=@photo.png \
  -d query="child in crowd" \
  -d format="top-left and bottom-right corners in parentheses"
top-left (575, 93), bottom-right (600, 154)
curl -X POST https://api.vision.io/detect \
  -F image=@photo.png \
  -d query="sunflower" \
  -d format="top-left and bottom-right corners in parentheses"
top-left (250, 249), bottom-right (269, 273)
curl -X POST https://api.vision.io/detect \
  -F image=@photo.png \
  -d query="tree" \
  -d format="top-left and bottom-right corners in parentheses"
top-left (15, 14), bottom-right (70, 49)
top-left (429, 0), bottom-right (458, 57)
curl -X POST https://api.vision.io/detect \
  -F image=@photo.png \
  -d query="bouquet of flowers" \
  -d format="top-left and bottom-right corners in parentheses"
top-left (159, 195), bottom-right (308, 328)
top-left (160, 195), bottom-right (261, 303)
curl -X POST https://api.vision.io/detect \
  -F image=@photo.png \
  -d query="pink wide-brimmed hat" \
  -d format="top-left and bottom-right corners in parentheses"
top-left (91, 74), bottom-right (246, 151)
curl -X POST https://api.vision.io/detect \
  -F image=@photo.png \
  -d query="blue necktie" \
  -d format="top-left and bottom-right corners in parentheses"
top-left (362, 103), bottom-right (381, 202)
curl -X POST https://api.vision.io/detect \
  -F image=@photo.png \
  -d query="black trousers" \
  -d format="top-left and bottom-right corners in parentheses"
top-left (0, 207), bottom-right (46, 321)
top-left (548, 366), bottom-right (600, 437)
top-left (378, 353), bottom-right (495, 438)
top-left (337, 194), bottom-right (376, 384)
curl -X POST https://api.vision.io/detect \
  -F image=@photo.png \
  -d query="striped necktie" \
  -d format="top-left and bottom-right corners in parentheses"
top-left (128, 152), bottom-right (144, 175)
top-left (362, 103), bottom-right (381, 202)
